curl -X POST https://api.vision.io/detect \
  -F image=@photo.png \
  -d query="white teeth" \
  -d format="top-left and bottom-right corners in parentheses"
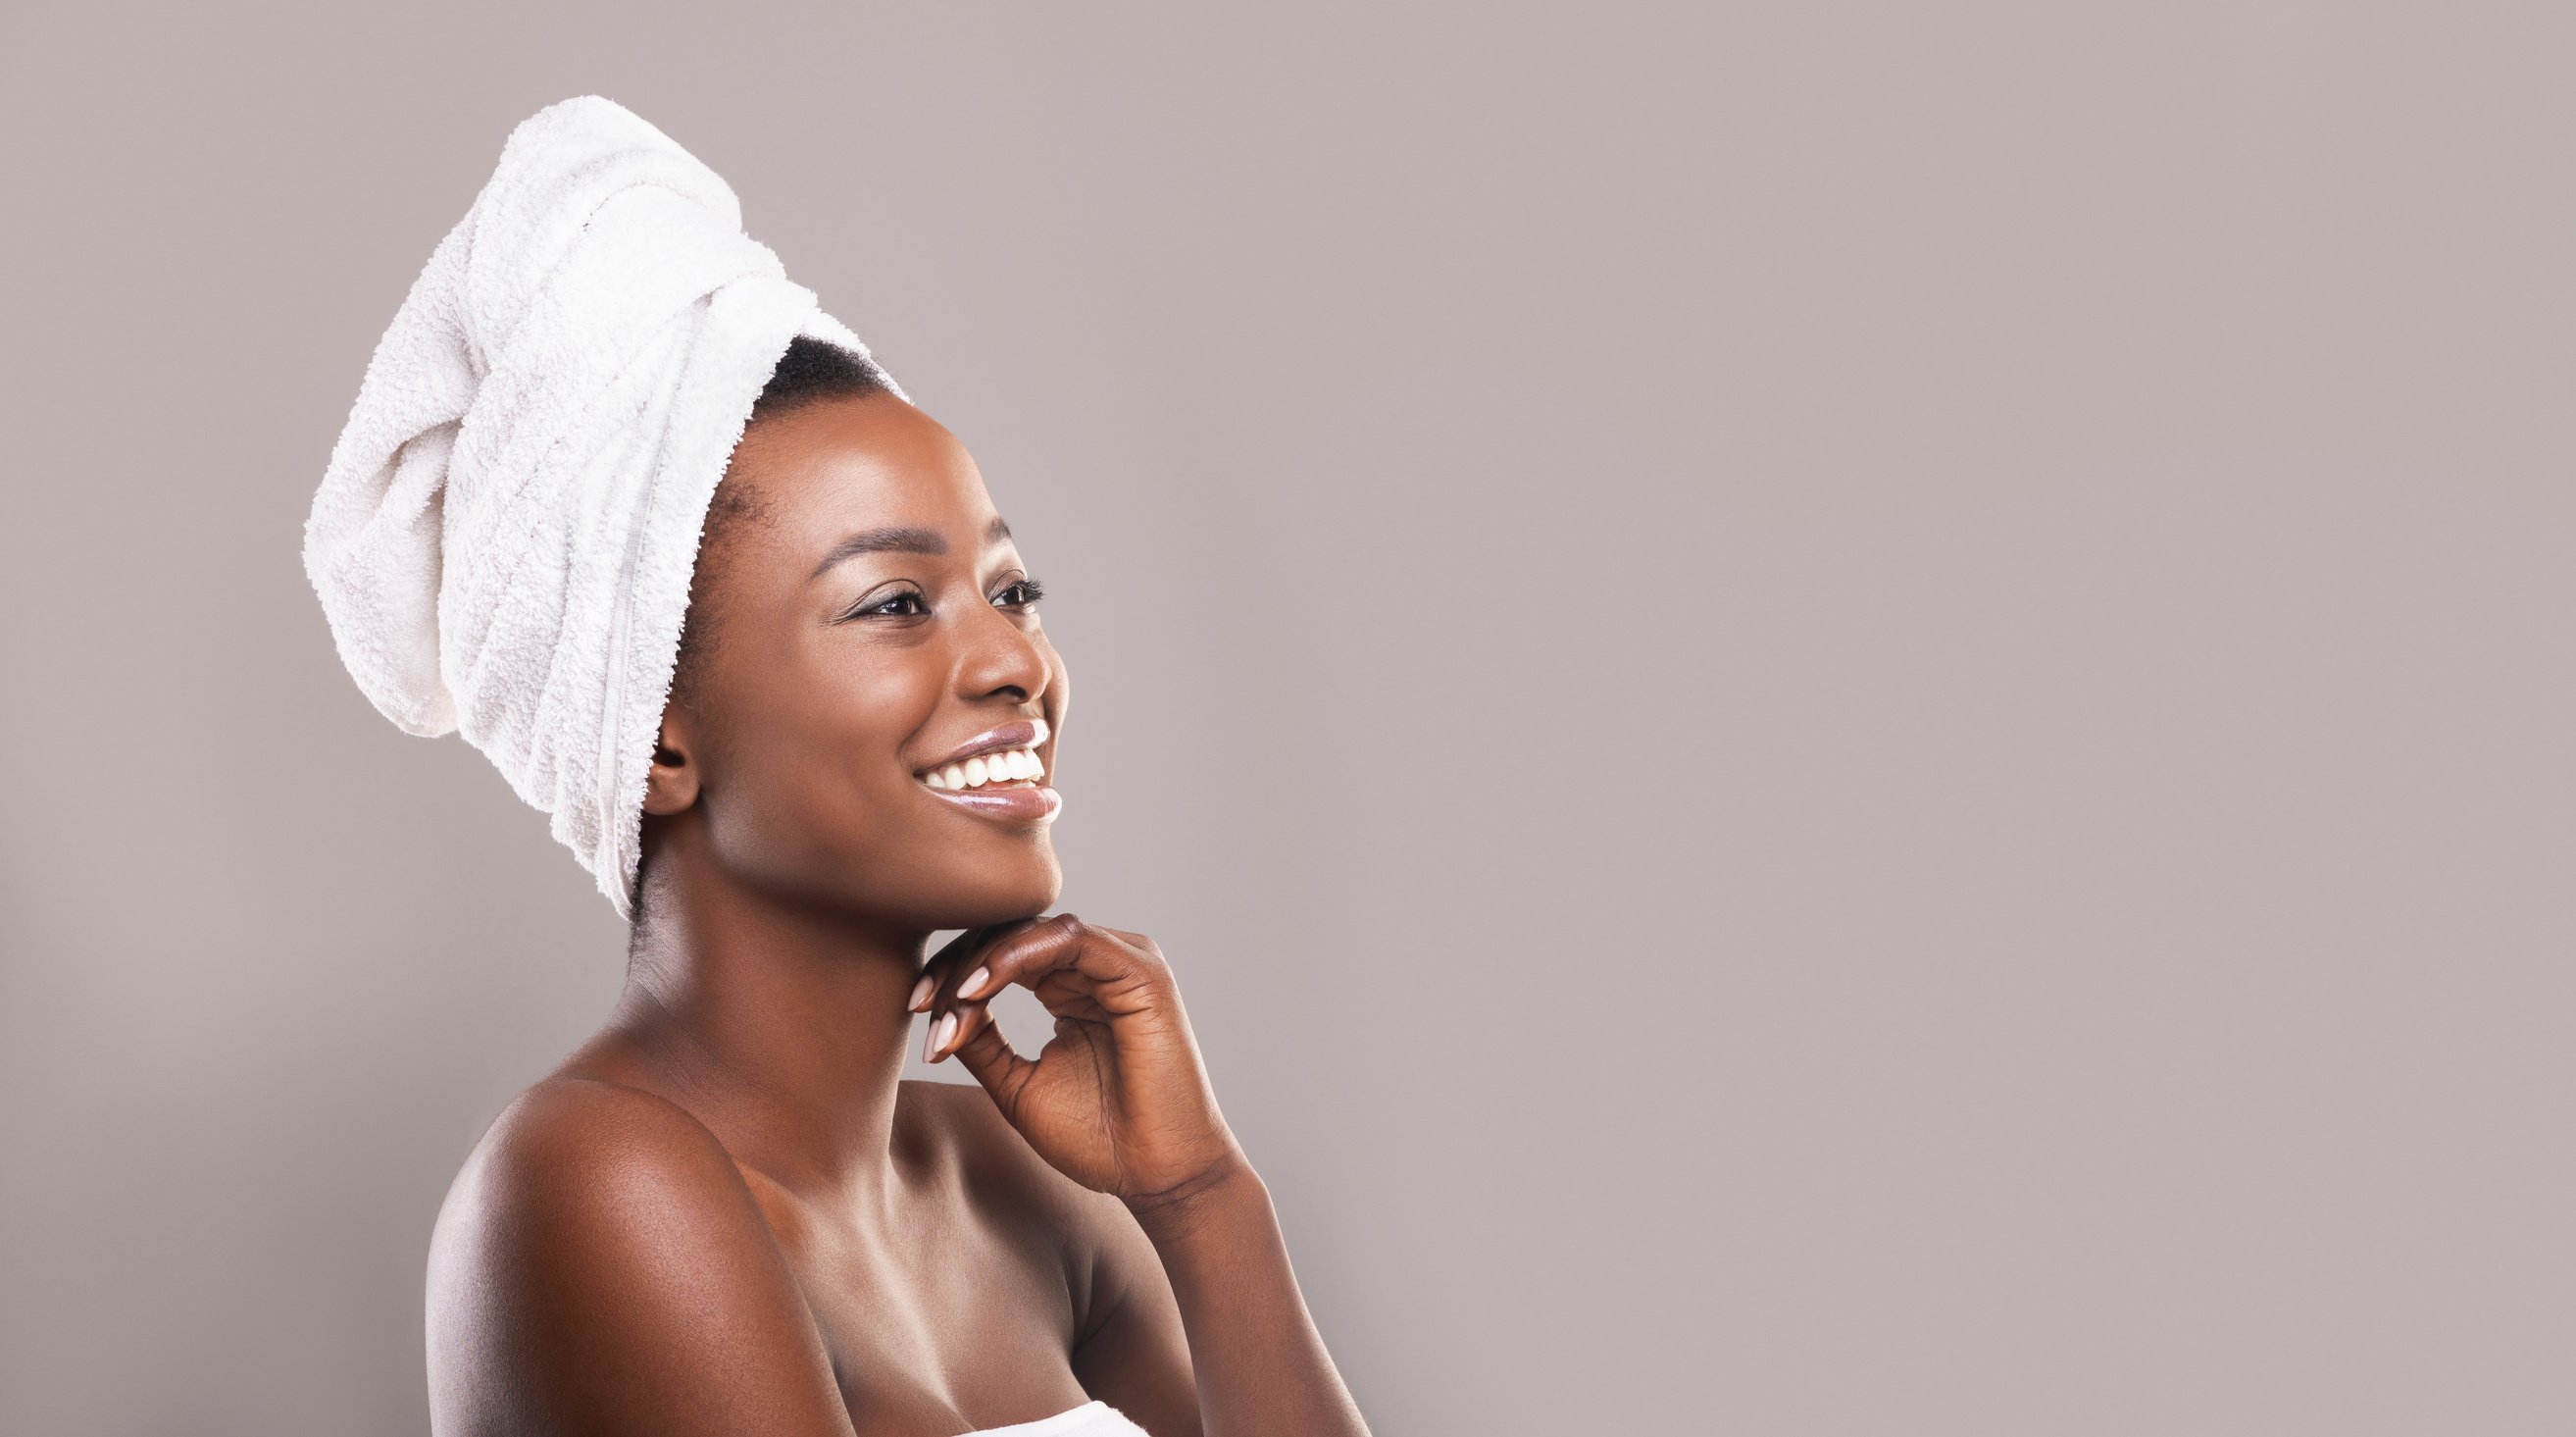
top-left (925, 747), bottom-right (1044, 790)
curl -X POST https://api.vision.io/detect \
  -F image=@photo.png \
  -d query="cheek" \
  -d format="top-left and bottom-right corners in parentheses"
top-left (815, 650), bottom-right (942, 752)
top-left (707, 644), bottom-right (945, 870)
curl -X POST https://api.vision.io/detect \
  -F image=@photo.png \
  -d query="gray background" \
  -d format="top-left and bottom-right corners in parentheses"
top-left (3, 3), bottom-right (2570, 1433)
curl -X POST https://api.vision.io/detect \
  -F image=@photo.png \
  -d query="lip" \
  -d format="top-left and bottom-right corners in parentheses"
top-left (922, 779), bottom-right (1062, 825)
top-left (914, 716), bottom-right (1060, 827)
top-left (916, 717), bottom-right (1049, 776)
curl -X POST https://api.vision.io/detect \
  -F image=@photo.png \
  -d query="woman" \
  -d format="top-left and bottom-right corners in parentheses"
top-left (426, 337), bottom-right (1366, 1437)
top-left (304, 97), bottom-right (1369, 1437)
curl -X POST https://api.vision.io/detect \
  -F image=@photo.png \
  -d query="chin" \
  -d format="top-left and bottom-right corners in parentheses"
top-left (917, 847), bottom-right (1064, 930)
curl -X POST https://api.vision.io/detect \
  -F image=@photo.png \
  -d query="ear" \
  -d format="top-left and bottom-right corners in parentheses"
top-left (642, 710), bottom-right (703, 815)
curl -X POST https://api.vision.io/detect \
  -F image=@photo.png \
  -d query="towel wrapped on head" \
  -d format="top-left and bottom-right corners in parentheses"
top-left (302, 94), bottom-right (903, 920)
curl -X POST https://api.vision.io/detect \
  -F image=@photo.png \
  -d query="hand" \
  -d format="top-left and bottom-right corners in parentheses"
top-left (910, 914), bottom-right (1248, 1212)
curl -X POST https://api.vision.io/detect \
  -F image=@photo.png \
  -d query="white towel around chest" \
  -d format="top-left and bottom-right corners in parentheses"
top-left (962, 1399), bottom-right (1149, 1435)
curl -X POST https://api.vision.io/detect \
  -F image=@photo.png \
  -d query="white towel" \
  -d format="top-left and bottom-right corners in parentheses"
top-left (302, 94), bottom-right (904, 920)
top-left (964, 1401), bottom-right (1151, 1436)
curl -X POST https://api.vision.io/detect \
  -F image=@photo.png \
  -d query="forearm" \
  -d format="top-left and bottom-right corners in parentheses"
top-left (1128, 1161), bottom-right (1371, 1437)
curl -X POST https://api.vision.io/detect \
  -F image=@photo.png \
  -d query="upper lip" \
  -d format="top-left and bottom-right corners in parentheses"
top-left (916, 717), bottom-right (1049, 776)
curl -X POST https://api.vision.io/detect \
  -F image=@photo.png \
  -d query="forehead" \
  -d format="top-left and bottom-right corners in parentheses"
top-left (728, 393), bottom-right (995, 542)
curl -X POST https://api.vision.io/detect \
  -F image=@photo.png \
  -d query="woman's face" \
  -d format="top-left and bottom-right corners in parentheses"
top-left (642, 391), bottom-right (1067, 931)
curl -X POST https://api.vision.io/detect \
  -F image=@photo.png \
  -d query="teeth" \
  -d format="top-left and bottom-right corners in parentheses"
top-left (924, 747), bottom-right (1045, 791)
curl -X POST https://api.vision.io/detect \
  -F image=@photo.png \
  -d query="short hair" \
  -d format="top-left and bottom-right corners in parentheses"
top-left (748, 334), bottom-right (894, 423)
top-left (664, 336), bottom-right (892, 716)
top-left (640, 337), bottom-right (896, 922)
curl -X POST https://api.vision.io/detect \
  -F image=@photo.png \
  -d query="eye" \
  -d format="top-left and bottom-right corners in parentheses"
top-left (848, 589), bottom-right (928, 619)
top-left (992, 576), bottom-right (1046, 608)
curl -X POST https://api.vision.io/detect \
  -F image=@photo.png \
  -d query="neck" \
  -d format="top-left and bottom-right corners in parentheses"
top-left (597, 848), bottom-right (931, 1206)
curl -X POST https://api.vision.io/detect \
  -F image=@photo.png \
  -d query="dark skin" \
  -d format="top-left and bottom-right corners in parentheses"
top-left (423, 390), bottom-right (1372, 1437)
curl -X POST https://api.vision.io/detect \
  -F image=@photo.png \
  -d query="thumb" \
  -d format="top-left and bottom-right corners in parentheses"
top-left (949, 1010), bottom-right (1038, 1123)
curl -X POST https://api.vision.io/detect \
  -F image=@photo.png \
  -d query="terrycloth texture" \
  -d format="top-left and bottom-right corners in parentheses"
top-left (962, 1401), bottom-right (1149, 1436)
top-left (304, 95), bottom-right (904, 920)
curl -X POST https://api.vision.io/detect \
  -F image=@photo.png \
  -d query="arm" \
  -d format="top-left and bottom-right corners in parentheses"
top-left (918, 916), bottom-right (1371, 1437)
top-left (1126, 1160), bottom-right (1369, 1437)
top-left (425, 1077), bottom-right (857, 1437)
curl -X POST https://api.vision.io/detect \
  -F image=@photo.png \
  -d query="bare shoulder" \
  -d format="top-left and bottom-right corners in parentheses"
top-left (893, 1075), bottom-right (1020, 1158)
top-left (426, 1076), bottom-right (853, 1437)
top-left (895, 1079), bottom-right (1148, 1261)
top-left (896, 1078), bottom-right (1111, 1211)
top-left (429, 1075), bottom-right (751, 1253)
top-left (893, 1079), bottom-right (1191, 1380)
top-left (894, 1083), bottom-right (1200, 1431)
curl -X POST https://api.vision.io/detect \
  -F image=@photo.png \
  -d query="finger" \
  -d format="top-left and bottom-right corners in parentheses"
top-left (940, 953), bottom-right (1029, 1058)
top-left (949, 914), bottom-right (1119, 998)
top-left (952, 914), bottom-right (1090, 1014)
top-left (948, 1007), bottom-right (1038, 1115)
top-left (927, 918), bottom-right (1052, 1061)
top-left (956, 914), bottom-right (1169, 1019)
top-left (938, 919), bottom-right (1028, 1010)
top-left (929, 982), bottom-right (999, 1064)
top-left (937, 921), bottom-right (1045, 1014)
top-left (919, 918), bottom-right (1037, 1016)
top-left (925, 998), bottom-right (985, 1064)
top-left (909, 924), bottom-right (996, 1013)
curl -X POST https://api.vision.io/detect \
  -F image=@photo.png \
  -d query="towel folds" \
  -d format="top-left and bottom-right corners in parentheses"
top-left (303, 94), bottom-right (902, 919)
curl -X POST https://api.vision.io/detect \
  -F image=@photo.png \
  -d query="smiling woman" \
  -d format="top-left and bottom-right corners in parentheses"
top-left (303, 95), bottom-right (1369, 1437)
top-left (628, 355), bottom-right (1072, 944)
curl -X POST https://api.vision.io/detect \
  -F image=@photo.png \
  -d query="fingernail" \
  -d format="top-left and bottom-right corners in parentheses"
top-left (907, 974), bottom-right (935, 1011)
top-left (931, 1011), bottom-right (958, 1060)
top-left (961, 965), bottom-right (990, 1000)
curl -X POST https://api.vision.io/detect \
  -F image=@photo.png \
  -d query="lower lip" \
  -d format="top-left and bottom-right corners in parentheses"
top-left (919, 778), bottom-right (1062, 824)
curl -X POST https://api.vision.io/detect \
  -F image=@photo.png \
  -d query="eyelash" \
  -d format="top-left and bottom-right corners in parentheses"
top-left (847, 577), bottom-right (1046, 620)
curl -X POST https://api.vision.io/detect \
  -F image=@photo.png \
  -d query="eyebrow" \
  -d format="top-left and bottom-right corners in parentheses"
top-left (808, 514), bottom-right (1013, 581)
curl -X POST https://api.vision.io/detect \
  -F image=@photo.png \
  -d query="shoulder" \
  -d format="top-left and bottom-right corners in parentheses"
top-left (426, 1077), bottom-right (851, 1437)
top-left (895, 1083), bottom-right (1203, 1425)
top-left (894, 1079), bottom-right (1141, 1273)
top-left (892, 1079), bottom-right (1183, 1358)
top-left (431, 1076), bottom-right (755, 1260)
top-left (896, 1077), bottom-right (1111, 1217)
top-left (893, 1074), bottom-right (1016, 1156)
top-left (465, 1071), bottom-right (726, 1164)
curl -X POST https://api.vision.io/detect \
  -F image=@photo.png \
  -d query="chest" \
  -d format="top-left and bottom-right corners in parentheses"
top-left (748, 1180), bottom-right (1095, 1435)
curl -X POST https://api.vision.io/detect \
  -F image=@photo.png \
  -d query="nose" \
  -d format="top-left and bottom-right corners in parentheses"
top-left (954, 593), bottom-right (1052, 707)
